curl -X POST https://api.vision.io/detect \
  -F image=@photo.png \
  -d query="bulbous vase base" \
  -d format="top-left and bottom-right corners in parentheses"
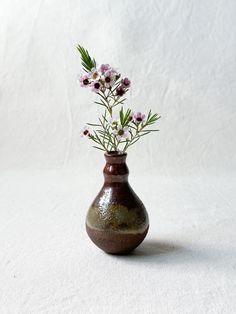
top-left (86, 224), bottom-right (149, 255)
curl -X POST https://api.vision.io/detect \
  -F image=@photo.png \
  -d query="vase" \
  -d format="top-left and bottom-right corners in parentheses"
top-left (86, 151), bottom-right (149, 254)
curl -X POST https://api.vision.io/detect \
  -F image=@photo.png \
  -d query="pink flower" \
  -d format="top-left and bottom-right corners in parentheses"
top-left (79, 74), bottom-right (90, 87)
top-left (110, 67), bottom-right (119, 76)
top-left (133, 112), bottom-right (146, 123)
top-left (116, 86), bottom-right (125, 96)
top-left (112, 125), bottom-right (129, 140)
top-left (121, 77), bottom-right (131, 88)
top-left (103, 70), bottom-right (116, 88)
top-left (80, 126), bottom-right (90, 137)
top-left (100, 64), bottom-right (110, 74)
top-left (91, 80), bottom-right (102, 93)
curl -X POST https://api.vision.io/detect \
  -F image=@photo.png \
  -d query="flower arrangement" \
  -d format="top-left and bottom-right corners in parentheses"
top-left (77, 45), bottom-right (161, 152)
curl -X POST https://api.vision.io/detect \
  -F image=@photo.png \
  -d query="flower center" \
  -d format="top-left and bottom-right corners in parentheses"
top-left (105, 77), bottom-right (111, 83)
top-left (116, 87), bottom-right (125, 96)
top-left (118, 129), bottom-right (124, 136)
top-left (136, 117), bottom-right (142, 122)
top-left (94, 82), bottom-right (100, 89)
top-left (83, 130), bottom-right (89, 135)
top-left (112, 121), bottom-right (118, 128)
top-left (92, 72), bottom-right (98, 79)
top-left (83, 79), bottom-right (89, 85)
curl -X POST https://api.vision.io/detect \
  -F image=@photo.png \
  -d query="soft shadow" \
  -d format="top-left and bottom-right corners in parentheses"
top-left (108, 239), bottom-right (236, 274)
top-left (132, 240), bottom-right (181, 257)
top-left (111, 239), bottom-right (185, 262)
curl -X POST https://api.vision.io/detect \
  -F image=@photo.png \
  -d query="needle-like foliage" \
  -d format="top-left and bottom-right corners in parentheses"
top-left (78, 45), bottom-right (161, 152)
top-left (77, 45), bottom-right (96, 72)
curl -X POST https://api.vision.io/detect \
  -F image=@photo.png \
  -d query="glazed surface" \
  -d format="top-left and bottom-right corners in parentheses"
top-left (86, 152), bottom-right (149, 253)
top-left (86, 183), bottom-right (148, 234)
top-left (86, 224), bottom-right (149, 254)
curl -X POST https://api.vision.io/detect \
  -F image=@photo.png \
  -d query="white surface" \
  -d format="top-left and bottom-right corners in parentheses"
top-left (1, 172), bottom-right (236, 314)
top-left (0, 0), bottom-right (236, 313)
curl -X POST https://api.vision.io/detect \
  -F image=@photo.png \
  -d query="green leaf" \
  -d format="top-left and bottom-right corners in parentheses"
top-left (92, 146), bottom-right (106, 151)
top-left (146, 113), bottom-right (161, 125)
top-left (119, 107), bottom-right (124, 125)
top-left (139, 131), bottom-right (151, 137)
top-left (147, 109), bottom-right (152, 120)
top-left (123, 108), bottom-right (132, 126)
top-left (86, 122), bottom-right (100, 127)
top-left (140, 129), bottom-right (159, 132)
top-left (102, 114), bottom-right (108, 123)
top-left (94, 101), bottom-right (107, 108)
top-left (77, 45), bottom-right (96, 72)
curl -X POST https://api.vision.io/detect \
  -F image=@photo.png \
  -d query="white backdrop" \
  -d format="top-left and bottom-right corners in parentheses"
top-left (0, 0), bottom-right (236, 313)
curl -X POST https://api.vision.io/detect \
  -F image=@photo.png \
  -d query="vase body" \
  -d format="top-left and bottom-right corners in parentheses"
top-left (86, 152), bottom-right (149, 254)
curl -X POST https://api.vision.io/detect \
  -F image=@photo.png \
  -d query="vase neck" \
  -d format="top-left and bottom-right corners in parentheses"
top-left (103, 152), bottom-right (129, 183)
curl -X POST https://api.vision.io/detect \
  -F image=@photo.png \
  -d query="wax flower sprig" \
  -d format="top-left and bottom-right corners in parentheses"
top-left (77, 45), bottom-right (161, 152)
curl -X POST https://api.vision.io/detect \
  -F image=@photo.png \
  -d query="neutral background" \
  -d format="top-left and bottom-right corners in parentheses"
top-left (0, 0), bottom-right (236, 313)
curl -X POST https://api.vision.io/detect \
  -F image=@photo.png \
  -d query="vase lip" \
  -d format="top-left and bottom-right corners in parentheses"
top-left (105, 150), bottom-right (127, 157)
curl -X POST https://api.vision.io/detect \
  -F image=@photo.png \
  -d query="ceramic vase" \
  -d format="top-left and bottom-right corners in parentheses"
top-left (86, 151), bottom-right (149, 254)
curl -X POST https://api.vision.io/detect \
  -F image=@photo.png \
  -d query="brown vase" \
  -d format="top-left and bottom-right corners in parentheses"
top-left (86, 151), bottom-right (149, 254)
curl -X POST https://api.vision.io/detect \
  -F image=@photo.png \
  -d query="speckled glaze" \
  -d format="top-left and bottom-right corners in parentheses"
top-left (86, 151), bottom-right (149, 254)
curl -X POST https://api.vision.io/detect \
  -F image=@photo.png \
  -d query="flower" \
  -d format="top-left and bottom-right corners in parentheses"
top-left (116, 86), bottom-right (125, 96)
top-left (133, 112), bottom-right (146, 123)
top-left (91, 80), bottom-right (102, 92)
top-left (80, 126), bottom-right (90, 137)
top-left (79, 74), bottom-right (90, 87)
top-left (99, 64), bottom-right (110, 74)
top-left (121, 77), bottom-right (131, 88)
top-left (90, 67), bottom-right (100, 80)
top-left (77, 45), bottom-right (161, 152)
top-left (113, 125), bottom-right (129, 140)
top-left (110, 116), bottom-right (119, 129)
top-left (103, 70), bottom-right (116, 88)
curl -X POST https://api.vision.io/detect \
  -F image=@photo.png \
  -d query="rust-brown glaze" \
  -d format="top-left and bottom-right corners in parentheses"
top-left (86, 151), bottom-right (149, 255)
top-left (86, 224), bottom-right (149, 255)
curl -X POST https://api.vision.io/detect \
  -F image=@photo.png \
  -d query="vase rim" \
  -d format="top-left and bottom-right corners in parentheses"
top-left (105, 150), bottom-right (127, 157)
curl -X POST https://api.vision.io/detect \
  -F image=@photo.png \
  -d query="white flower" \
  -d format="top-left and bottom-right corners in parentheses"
top-left (112, 125), bottom-right (129, 140)
top-left (110, 116), bottom-right (119, 129)
top-left (100, 69), bottom-right (116, 88)
top-left (89, 67), bottom-right (100, 80)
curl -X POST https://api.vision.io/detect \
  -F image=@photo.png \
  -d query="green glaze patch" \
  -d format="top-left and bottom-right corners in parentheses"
top-left (86, 204), bottom-right (148, 233)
